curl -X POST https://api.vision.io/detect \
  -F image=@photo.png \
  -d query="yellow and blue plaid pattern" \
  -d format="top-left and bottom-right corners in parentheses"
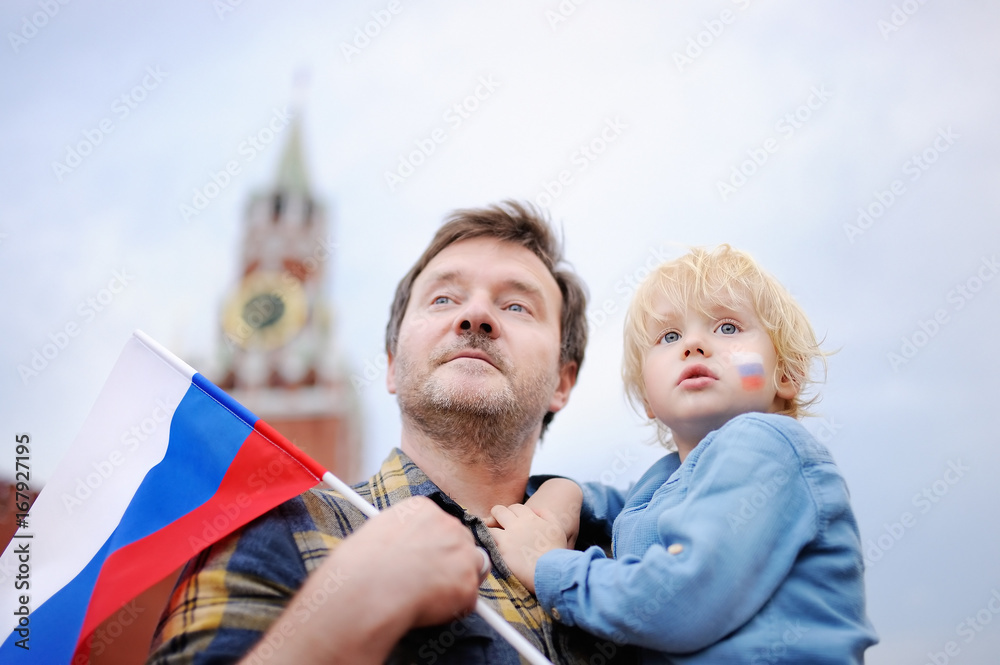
top-left (148, 449), bottom-right (634, 664)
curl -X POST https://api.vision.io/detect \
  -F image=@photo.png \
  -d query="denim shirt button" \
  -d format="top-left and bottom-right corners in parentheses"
top-left (667, 543), bottom-right (684, 555)
top-left (551, 608), bottom-right (561, 621)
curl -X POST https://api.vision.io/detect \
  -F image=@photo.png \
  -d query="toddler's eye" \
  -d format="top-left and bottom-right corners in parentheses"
top-left (716, 322), bottom-right (738, 335)
top-left (659, 331), bottom-right (680, 344)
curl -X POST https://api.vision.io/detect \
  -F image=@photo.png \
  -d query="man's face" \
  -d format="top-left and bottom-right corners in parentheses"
top-left (387, 237), bottom-right (575, 441)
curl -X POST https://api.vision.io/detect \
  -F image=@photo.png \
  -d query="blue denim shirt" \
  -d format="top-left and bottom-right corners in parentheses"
top-left (535, 413), bottom-right (878, 664)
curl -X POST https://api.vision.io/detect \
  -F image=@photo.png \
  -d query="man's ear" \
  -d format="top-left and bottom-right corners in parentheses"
top-left (386, 349), bottom-right (397, 395)
top-left (546, 361), bottom-right (578, 413)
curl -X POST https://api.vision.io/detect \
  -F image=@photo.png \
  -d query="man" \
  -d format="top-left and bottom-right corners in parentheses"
top-left (148, 201), bottom-right (633, 664)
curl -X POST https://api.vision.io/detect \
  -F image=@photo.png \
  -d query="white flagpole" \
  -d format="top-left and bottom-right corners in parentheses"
top-left (320, 472), bottom-right (554, 665)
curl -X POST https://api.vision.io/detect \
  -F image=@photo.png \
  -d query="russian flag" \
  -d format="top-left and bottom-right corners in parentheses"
top-left (0, 331), bottom-right (327, 662)
top-left (732, 351), bottom-right (765, 391)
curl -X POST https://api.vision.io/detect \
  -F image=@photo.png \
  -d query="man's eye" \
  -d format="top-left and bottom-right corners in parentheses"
top-left (507, 303), bottom-right (525, 313)
top-left (659, 331), bottom-right (680, 344)
top-left (433, 296), bottom-right (452, 305)
top-left (717, 322), bottom-right (738, 335)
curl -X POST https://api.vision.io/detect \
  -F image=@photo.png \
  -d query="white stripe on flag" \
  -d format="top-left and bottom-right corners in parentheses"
top-left (0, 333), bottom-right (192, 639)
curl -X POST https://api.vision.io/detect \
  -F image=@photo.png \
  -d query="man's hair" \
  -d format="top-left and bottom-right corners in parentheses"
top-left (385, 200), bottom-right (589, 432)
top-left (622, 244), bottom-right (824, 445)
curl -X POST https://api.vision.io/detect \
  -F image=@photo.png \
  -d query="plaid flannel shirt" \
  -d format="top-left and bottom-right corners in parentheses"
top-left (148, 448), bottom-right (635, 664)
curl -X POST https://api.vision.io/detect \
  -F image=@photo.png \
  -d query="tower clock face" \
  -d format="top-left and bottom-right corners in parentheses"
top-left (223, 271), bottom-right (308, 350)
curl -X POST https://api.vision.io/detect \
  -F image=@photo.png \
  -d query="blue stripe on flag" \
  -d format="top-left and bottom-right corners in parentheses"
top-left (1, 376), bottom-right (256, 660)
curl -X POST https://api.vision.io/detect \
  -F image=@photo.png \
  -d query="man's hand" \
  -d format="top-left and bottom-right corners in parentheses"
top-left (339, 495), bottom-right (485, 627)
top-left (489, 479), bottom-right (582, 594)
top-left (240, 496), bottom-right (485, 665)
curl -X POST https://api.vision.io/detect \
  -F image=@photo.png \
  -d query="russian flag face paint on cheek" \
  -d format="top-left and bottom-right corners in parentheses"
top-left (731, 352), bottom-right (765, 390)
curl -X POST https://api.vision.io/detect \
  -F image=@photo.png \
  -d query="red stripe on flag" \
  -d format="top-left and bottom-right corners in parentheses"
top-left (253, 418), bottom-right (329, 480)
top-left (73, 426), bottom-right (325, 658)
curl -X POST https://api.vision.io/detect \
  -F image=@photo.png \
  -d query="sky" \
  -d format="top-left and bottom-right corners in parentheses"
top-left (2, 1), bottom-right (999, 662)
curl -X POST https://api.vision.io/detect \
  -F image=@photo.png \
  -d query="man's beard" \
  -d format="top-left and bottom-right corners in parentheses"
top-left (394, 334), bottom-right (557, 472)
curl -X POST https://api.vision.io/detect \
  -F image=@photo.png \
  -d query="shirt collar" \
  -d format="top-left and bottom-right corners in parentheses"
top-left (372, 447), bottom-right (468, 518)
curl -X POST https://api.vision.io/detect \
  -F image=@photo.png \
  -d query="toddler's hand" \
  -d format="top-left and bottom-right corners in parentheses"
top-left (489, 503), bottom-right (571, 594)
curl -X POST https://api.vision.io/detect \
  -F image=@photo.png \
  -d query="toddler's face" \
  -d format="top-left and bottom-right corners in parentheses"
top-left (640, 294), bottom-right (797, 448)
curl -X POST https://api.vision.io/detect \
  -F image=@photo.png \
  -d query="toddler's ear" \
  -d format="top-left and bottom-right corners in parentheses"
top-left (776, 369), bottom-right (798, 402)
top-left (645, 402), bottom-right (656, 419)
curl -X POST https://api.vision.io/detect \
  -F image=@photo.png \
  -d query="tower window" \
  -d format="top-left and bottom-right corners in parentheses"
top-left (272, 195), bottom-right (283, 223)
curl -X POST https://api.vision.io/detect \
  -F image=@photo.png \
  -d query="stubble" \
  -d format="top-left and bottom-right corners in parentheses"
top-left (395, 334), bottom-right (556, 472)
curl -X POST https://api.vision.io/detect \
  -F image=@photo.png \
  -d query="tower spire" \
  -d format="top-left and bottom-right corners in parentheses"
top-left (274, 116), bottom-right (310, 196)
top-left (275, 67), bottom-right (313, 196)
top-left (216, 73), bottom-right (361, 484)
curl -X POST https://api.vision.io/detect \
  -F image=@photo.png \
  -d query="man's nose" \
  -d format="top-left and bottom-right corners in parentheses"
top-left (455, 298), bottom-right (500, 338)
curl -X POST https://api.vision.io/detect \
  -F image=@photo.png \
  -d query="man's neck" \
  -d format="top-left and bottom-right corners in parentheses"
top-left (400, 427), bottom-right (536, 520)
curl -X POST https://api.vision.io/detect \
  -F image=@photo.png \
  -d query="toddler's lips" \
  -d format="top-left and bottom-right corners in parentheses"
top-left (678, 376), bottom-right (716, 389)
top-left (678, 364), bottom-right (717, 388)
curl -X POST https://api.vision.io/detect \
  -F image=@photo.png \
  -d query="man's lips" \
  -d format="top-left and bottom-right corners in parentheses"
top-left (678, 364), bottom-right (717, 387)
top-left (446, 349), bottom-right (499, 369)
